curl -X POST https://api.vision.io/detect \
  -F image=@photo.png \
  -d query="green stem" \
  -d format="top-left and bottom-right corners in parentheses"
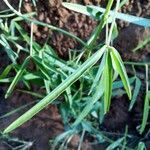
top-left (30, 22), bottom-right (33, 56)
top-left (87, 0), bottom-right (115, 47)
top-left (107, 0), bottom-right (120, 45)
top-left (145, 65), bottom-right (149, 92)
top-left (124, 62), bottom-right (150, 66)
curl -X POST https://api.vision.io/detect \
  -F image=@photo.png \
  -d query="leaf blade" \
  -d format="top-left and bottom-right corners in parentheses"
top-left (110, 47), bottom-right (131, 99)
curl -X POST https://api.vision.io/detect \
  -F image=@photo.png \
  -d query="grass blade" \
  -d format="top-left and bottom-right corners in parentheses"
top-left (89, 53), bottom-right (106, 94)
top-left (0, 64), bottom-right (13, 79)
top-left (139, 91), bottom-right (150, 134)
top-left (110, 47), bottom-right (131, 99)
top-left (103, 51), bottom-right (113, 113)
top-left (106, 137), bottom-right (124, 150)
top-left (0, 35), bottom-right (17, 63)
top-left (136, 142), bottom-right (146, 150)
top-left (5, 56), bottom-right (30, 98)
top-left (89, 5), bottom-right (150, 27)
top-left (129, 77), bottom-right (141, 111)
top-left (32, 56), bottom-right (51, 80)
top-left (62, 3), bottom-right (150, 27)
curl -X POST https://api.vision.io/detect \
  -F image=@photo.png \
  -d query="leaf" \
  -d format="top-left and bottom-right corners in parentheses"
top-left (110, 47), bottom-right (131, 99)
top-left (129, 77), bottom-right (141, 111)
top-left (32, 55), bottom-right (51, 80)
top-left (89, 53), bottom-right (106, 94)
top-left (62, 3), bottom-right (90, 16)
top-left (0, 100), bottom-right (37, 119)
top-left (140, 91), bottom-right (150, 134)
top-left (62, 3), bottom-right (150, 27)
top-left (89, 5), bottom-right (150, 27)
top-left (106, 137), bottom-right (124, 150)
top-left (51, 130), bottom-right (75, 150)
top-left (5, 56), bottom-right (30, 98)
top-left (0, 35), bottom-right (17, 64)
top-left (111, 22), bottom-right (118, 41)
top-left (112, 77), bottom-right (135, 90)
top-left (132, 36), bottom-right (150, 52)
top-left (17, 89), bottom-right (44, 99)
top-left (3, 45), bottom-right (106, 134)
top-left (136, 142), bottom-right (146, 150)
top-left (103, 51), bottom-right (113, 113)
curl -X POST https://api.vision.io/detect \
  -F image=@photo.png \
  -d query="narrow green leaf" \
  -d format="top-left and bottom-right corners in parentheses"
top-left (106, 137), bottom-right (124, 150)
top-left (32, 56), bottom-right (51, 80)
top-left (0, 35), bottom-right (17, 63)
top-left (89, 5), bottom-right (150, 27)
top-left (62, 3), bottom-right (150, 27)
top-left (132, 36), bottom-right (150, 52)
top-left (17, 89), bottom-right (44, 99)
top-left (51, 130), bottom-right (75, 150)
top-left (62, 3), bottom-right (90, 16)
top-left (112, 77), bottom-right (135, 90)
top-left (140, 91), bottom-right (150, 134)
top-left (5, 56), bottom-right (30, 98)
top-left (0, 64), bottom-right (13, 79)
top-left (103, 51), bottom-right (113, 113)
top-left (129, 77), bottom-right (141, 111)
top-left (136, 142), bottom-right (146, 150)
top-left (0, 100), bottom-right (37, 119)
top-left (3, 46), bottom-right (106, 134)
top-left (89, 53), bottom-right (106, 94)
top-left (111, 22), bottom-right (118, 41)
top-left (110, 47), bottom-right (131, 99)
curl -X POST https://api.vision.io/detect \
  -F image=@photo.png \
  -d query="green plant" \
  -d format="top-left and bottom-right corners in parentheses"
top-left (0, 0), bottom-right (150, 149)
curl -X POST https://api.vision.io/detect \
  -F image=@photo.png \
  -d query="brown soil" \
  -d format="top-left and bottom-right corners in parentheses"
top-left (0, 88), bottom-right (64, 150)
top-left (0, 0), bottom-right (150, 149)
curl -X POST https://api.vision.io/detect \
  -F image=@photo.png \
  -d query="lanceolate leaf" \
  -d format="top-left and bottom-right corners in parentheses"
top-left (103, 51), bottom-right (113, 113)
top-left (129, 77), bottom-right (141, 111)
top-left (32, 56), bottom-right (51, 80)
top-left (140, 91), bottom-right (150, 134)
top-left (106, 137), bottom-right (124, 150)
top-left (136, 142), bottom-right (146, 150)
top-left (110, 47), bottom-right (131, 99)
top-left (62, 3), bottom-right (90, 16)
top-left (62, 3), bottom-right (150, 27)
top-left (0, 35), bottom-right (17, 64)
top-left (0, 64), bottom-right (13, 79)
top-left (3, 45), bottom-right (106, 134)
top-left (88, 5), bottom-right (150, 27)
top-left (5, 56), bottom-right (30, 98)
top-left (89, 53), bottom-right (106, 94)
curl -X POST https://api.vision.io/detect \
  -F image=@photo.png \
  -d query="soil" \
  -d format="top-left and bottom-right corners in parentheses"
top-left (0, 0), bottom-right (150, 149)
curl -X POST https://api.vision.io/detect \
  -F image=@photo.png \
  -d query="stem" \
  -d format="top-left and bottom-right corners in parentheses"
top-left (87, 0), bottom-right (115, 47)
top-left (145, 64), bottom-right (149, 92)
top-left (30, 22), bottom-right (33, 56)
top-left (124, 62), bottom-right (150, 66)
top-left (107, 0), bottom-right (120, 45)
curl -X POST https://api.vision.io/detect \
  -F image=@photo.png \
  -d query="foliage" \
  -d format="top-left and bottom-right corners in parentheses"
top-left (0, 0), bottom-right (149, 149)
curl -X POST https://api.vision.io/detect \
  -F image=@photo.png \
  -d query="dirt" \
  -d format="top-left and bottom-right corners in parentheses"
top-left (22, 0), bottom-right (97, 58)
top-left (0, 0), bottom-right (150, 149)
top-left (115, 25), bottom-right (150, 61)
top-left (0, 87), bottom-right (64, 150)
